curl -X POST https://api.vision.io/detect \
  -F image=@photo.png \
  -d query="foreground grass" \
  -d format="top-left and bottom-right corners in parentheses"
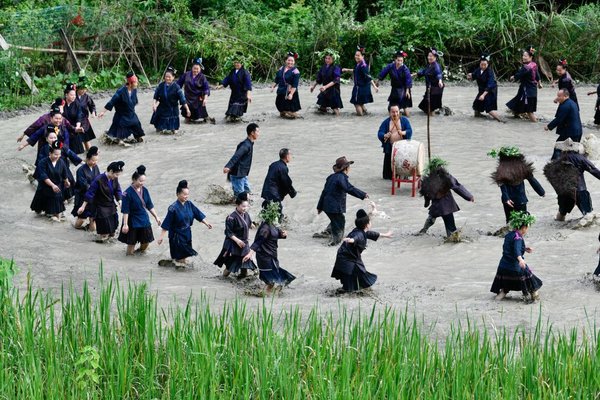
top-left (0, 260), bottom-right (599, 399)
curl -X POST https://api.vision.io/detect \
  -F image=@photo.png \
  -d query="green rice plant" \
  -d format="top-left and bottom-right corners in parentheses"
top-left (0, 265), bottom-right (600, 398)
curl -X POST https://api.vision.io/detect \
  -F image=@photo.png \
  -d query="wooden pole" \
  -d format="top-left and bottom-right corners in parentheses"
top-left (59, 28), bottom-right (82, 72)
top-left (426, 85), bottom-right (431, 160)
top-left (0, 33), bottom-right (39, 95)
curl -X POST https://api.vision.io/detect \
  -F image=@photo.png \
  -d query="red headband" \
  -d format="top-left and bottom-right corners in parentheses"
top-left (127, 75), bottom-right (138, 84)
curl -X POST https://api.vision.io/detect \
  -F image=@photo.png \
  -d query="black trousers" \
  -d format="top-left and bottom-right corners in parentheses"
top-left (558, 190), bottom-right (592, 216)
top-left (325, 212), bottom-right (346, 244)
top-left (424, 213), bottom-right (457, 237)
top-left (503, 202), bottom-right (528, 223)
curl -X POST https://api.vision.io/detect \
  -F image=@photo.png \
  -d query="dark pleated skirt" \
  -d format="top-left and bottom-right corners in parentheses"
top-left (331, 266), bottom-right (378, 292)
top-left (275, 92), bottom-right (301, 112)
top-left (30, 188), bottom-right (65, 215)
top-left (107, 115), bottom-right (145, 140)
top-left (350, 85), bottom-right (373, 105)
top-left (83, 125), bottom-right (96, 142)
top-left (594, 257), bottom-right (600, 276)
top-left (418, 88), bottom-right (443, 112)
top-left (70, 133), bottom-right (85, 155)
top-left (71, 193), bottom-right (95, 218)
top-left (151, 105), bottom-right (181, 131)
top-left (594, 106), bottom-right (600, 125)
top-left (317, 87), bottom-right (343, 109)
top-left (506, 93), bottom-right (537, 113)
top-left (169, 231), bottom-right (197, 260)
top-left (118, 226), bottom-right (154, 245)
top-left (188, 98), bottom-right (209, 120)
top-left (388, 87), bottom-right (412, 109)
top-left (96, 213), bottom-right (119, 235)
top-left (473, 90), bottom-right (498, 113)
top-left (226, 91), bottom-right (249, 117)
top-left (214, 252), bottom-right (257, 273)
top-left (490, 266), bottom-right (542, 295)
top-left (256, 253), bottom-right (295, 286)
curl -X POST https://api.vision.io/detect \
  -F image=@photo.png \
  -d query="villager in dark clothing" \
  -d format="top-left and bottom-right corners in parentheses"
top-left (316, 157), bottom-right (369, 246)
top-left (221, 57), bottom-right (253, 121)
top-left (72, 146), bottom-right (100, 231)
top-left (377, 105), bottom-right (413, 180)
top-left (223, 123), bottom-right (259, 196)
top-left (491, 211), bottom-right (542, 302)
top-left (490, 146), bottom-right (545, 223)
top-left (413, 48), bottom-right (444, 114)
top-left (342, 46), bottom-right (377, 116)
top-left (63, 83), bottom-right (86, 154)
top-left (310, 51), bottom-right (343, 115)
top-left (467, 54), bottom-right (503, 122)
top-left (377, 50), bottom-right (412, 114)
top-left (244, 201), bottom-right (295, 293)
top-left (544, 139), bottom-right (600, 221)
top-left (157, 180), bottom-right (213, 266)
top-left (271, 52), bottom-right (301, 119)
top-left (76, 76), bottom-right (97, 149)
top-left (151, 67), bottom-right (190, 133)
top-left (261, 148), bottom-right (297, 219)
top-left (30, 141), bottom-right (70, 221)
top-left (545, 89), bottom-right (583, 160)
top-left (506, 46), bottom-right (542, 122)
top-left (554, 58), bottom-right (578, 108)
top-left (177, 58), bottom-right (215, 124)
top-left (331, 209), bottom-right (392, 293)
top-left (99, 72), bottom-right (145, 143)
top-left (214, 192), bottom-right (256, 277)
top-left (419, 158), bottom-right (474, 237)
top-left (78, 161), bottom-right (124, 241)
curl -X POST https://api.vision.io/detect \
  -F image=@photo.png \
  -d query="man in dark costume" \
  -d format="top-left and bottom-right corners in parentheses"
top-left (261, 148), bottom-right (297, 220)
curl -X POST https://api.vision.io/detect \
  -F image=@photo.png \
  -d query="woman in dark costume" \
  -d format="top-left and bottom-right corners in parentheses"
top-left (343, 46), bottom-right (377, 116)
top-left (377, 50), bottom-right (412, 116)
top-left (243, 201), bottom-right (295, 293)
top-left (98, 72), bottom-right (145, 144)
top-left (595, 233), bottom-right (600, 276)
top-left (214, 192), bottom-right (257, 278)
top-left (413, 48), bottom-right (444, 115)
top-left (490, 211), bottom-right (542, 302)
top-left (62, 83), bottom-right (85, 155)
top-left (72, 146), bottom-right (100, 231)
top-left (78, 161), bottom-right (124, 242)
top-left (506, 46), bottom-right (542, 122)
top-left (467, 54), bottom-right (503, 122)
top-left (158, 180), bottom-right (213, 267)
top-left (331, 209), bottom-right (393, 293)
top-left (151, 67), bottom-right (190, 134)
top-left (177, 58), bottom-right (215, 124)
top-left (221, 56), bottom-right (253, 122)
top-left (30, 141), bottom-right (70, 222)
top-left (588, 83), bottom-right (600, 125)
top-left (17, 98), bottom-right (72, 145)
top-left (118, 165), bottom-right (161, 255)
top-left (489, 146), bottom-right (545, 223)
top-left (76, 76), bottom-right (97, 150)
top-left (554, 58), bottom-right (578, 108)
top-left (419, 157), bottom-right (474, 237)
top-left (310, 49), bottom-right (343, 115)
top-left (377, 104), bottom-right (413, 180)
top-left (271, 52), bottom-right (301, 119)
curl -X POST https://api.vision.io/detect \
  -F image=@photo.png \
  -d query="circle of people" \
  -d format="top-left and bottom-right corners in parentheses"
top-left (15, 46), bottom-right (600, 297)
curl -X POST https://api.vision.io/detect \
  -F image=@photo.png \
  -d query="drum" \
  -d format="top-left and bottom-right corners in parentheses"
top-left (392, 140), bottom-right (425, 177)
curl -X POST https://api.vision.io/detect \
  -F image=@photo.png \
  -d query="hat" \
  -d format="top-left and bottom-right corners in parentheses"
top-left (333, 156), bottom-right (354, 172)
top-left (480, 53), bottom-right (491, 62)
top-left (508, 210), bottom-right (536, 230)
top-left (395, 50), bottom-right (408, 58)
top-left (554, 138), bottom-right (584, 154)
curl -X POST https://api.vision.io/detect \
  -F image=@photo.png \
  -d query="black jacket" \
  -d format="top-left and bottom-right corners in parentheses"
top-left (261, 160), bottom-right (297, 202)
top-left (225, 138), bottom-right (254, 177)
top-left (317, 172), bottom-right (367, 214)
top-left (548, 98), bottom-right (582, 142)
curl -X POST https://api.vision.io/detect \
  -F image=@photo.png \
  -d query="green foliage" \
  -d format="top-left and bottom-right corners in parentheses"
top-left (0, 267), bottom-right (599, 398)
top-left (1, 0), bottom-right (600, 110)
top-left (0, 258), bottom-right (17, 286)
top-left (424, 156), bottom-right (448, 175)
top-left (509, 210), bottom-right (536, 229)
top-left (259, 201), bottom-right (281, 225)
top-left (488, 146), bottom-right (522, 158)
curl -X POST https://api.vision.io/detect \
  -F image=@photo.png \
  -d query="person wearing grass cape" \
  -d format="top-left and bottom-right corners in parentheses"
top-left (157, 180), bottom-right (212, 267)
top-left (419, 157), bottom-right (474, 237)
top-left (243, 201), bottom-right (295, 293)
top-left (331, 209), bottom-right (392, 293)
top-left (491, 211), bottom-right (542, 301)
top-left (489, 146), bottom-right (545, 223)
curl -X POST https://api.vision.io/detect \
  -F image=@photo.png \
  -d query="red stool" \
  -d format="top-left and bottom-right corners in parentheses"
top-left (391, 169), bottom-right (421, 196)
